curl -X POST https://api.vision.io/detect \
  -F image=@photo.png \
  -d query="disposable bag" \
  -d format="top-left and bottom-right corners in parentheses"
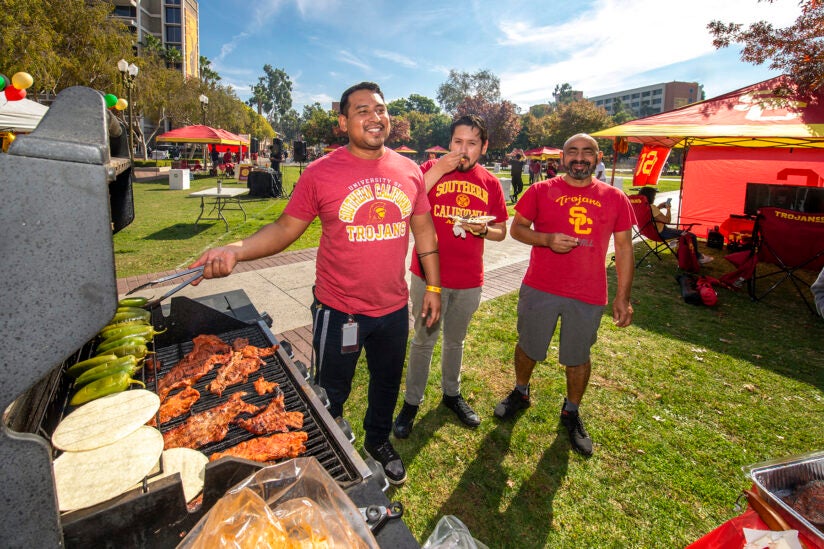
top-left (178, 457), bottom-right (378, 549)
top-left (422, 515), bottom-right (489, 549)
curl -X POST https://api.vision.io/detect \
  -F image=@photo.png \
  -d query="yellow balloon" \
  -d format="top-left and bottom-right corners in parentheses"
top-left (11, 72), bottom-right (33, 90)
top-left (2, 132), bottom-right (16, 153)
top-left (115, 98), bottom-right (128, 111)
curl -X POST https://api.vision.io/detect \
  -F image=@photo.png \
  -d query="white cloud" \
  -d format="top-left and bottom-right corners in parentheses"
top-left (337, 50), bottom-right (371, 71)
top-left (373, 50), bottom-right (418, 68)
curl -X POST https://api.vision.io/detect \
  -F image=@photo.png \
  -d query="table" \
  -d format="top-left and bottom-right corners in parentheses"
top-left (189, 187), bottom-right (248, 230)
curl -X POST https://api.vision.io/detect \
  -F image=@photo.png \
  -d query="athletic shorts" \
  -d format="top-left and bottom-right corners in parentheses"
top-left (516, 284), bottom-right (604, 366)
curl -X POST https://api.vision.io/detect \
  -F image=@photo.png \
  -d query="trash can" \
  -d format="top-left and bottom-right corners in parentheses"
top-left (499, 177), bottom-right (512, 201)
top-left (169, 169), bottom-right (190, 190)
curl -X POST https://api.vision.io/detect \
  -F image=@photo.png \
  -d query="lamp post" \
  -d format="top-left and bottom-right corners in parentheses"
top-left (117, 59), bottom-right (139, 163)
top-left (199, 94), bottom-right (209, 166)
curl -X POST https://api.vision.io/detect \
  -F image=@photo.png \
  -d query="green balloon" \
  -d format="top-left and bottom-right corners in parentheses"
top-left (104, 93), bottom-right (118, 108)
top-left (0, 74), bottom-right (7, 92)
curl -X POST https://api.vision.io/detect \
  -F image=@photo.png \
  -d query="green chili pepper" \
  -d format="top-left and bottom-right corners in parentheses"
top-left (66, 354), bottom-right (119, 378)
top-left (96, 335), bottom-right (147, 354)
top-left (74, 356), bottom-right (140, 388)
top-left (98, 320), bottom-right (149, 340)
top-left (118, 296), bottom-right (149, 308)
top-left (100, 343), bottom-right (150, 359)
top-left (98, 324), bottom-right (165, 343)
top-left (108, 309), bottom-right (151, 325)
top-left (69, 371), bottom-right (145, 406)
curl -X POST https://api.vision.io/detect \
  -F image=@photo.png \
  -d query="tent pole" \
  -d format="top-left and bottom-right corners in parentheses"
top-left (676, 139), bottom-right (690, 221)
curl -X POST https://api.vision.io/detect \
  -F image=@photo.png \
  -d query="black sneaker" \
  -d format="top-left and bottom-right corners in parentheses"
top-left (363, 439), bottom-right (407, 485)
top-left (560, 401), bottom-right (593, 456)
top-left (392, 402), bottom-right (419, 439)
top-left (493, 387), bottom-right (530, 419)
top-left (442, 394), bottom-right (480, 427)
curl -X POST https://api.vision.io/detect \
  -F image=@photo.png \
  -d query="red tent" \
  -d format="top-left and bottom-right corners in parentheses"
top-left (156, 124), bottom-right (250, 155)
top-left (425, 145), bottom-right (448, 154)
top-left (593, 76), bottom-right (824, 238)
top-left (394, 145), bottom-right (417, 154)
top-left (524, 146), bottom-right (562, 159)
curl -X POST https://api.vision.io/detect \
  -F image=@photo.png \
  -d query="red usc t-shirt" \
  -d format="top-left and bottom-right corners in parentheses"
top-left (516, 176), bottom-right (634, 305)
top-left (410, 160), bottom-right (508, 289)
top-left (285, 146), bottom-right (430, 316)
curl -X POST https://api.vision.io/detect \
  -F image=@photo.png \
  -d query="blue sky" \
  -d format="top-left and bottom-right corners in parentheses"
top-left (198, 0), bottom-right (800, 114)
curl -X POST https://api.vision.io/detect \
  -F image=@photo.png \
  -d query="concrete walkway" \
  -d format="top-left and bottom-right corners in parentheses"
top-left (116, 190), bottom-right (680, 369)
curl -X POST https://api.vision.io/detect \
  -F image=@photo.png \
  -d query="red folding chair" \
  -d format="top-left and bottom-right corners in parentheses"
top-left (748, 207), bottom-right (824, 313)
top-left (628, 195), bottom-right (695, 268)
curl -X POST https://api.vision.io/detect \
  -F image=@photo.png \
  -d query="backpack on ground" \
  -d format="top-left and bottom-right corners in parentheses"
top-left (677, 232), bottom-right (700, 273)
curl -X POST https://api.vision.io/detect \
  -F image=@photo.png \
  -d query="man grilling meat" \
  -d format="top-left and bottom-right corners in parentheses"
top-left (190, 82), bottom-right (441, 486)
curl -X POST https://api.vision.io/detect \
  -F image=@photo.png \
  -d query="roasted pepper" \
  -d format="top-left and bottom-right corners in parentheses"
top-left (118, 296), bottom-right (149, 308)
top-left (109, 309), bottom-right (151, 325)
top-left (69, 371), bottom-right (145, 406)
top-left (100, 343), bottom-right (150, 359)
top-left (66, 354), bottom-right (119, 378)
top-left (97, 324), bottom-right (164, 343)
top-left (96, 335), bottom-right (147, 354)
top-left (98, 320), bottom-right (149, 340)
top-left (74, 356), bottom-right (140, 388)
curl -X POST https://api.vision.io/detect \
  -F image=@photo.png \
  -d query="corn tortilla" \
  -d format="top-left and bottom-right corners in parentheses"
top-left (133, 448), bottom-right (208, 503)
top-left (52, 389), bottom-right (160, 451)
top-left (54, 425), bottom-right (163, 511)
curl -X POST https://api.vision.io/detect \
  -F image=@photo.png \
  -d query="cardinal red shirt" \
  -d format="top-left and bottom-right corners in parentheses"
top-left (410, 161), bottom-right (508, 289)
top-left (285, 146), bottom-right (430, 316)
top-left (516, 176), bottom-right (634, 305)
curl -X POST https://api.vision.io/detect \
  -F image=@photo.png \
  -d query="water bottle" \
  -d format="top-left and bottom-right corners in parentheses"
top-left (217, 179), bottom-right (222, 193)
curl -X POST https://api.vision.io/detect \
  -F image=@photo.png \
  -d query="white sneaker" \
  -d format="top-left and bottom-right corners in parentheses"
top-left (699, 255), bottom-right (714, 264)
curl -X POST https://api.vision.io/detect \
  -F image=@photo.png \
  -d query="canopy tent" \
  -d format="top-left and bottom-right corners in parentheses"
top-left (425, 145), bottom-right (448, 154)
top-left (0, 98), bottom-right (48, 133)
top-left (323, 143), bottom-right (343, 153)
top-left (592, 76), bottom-right (824, 237)
top-left (394, 145), bottom-right (417, 154)
top-left (525, 146), bottom-right (562, 160)
top-left (156, 124), bottom-right (250, 154)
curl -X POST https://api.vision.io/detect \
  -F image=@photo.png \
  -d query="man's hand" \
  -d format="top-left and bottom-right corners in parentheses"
top-left (189, 247), bottom-right (240, 285)
top-left (545, 233), bottom-right (580, 253)
top-left (437, 150), bottom-right (465, 173)
top-left (612, 297), bottom-right (634, 327)
top-left (420, 291), bottom-right (441, 327)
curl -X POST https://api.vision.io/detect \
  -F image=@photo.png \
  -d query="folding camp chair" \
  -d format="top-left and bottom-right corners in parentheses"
top-left (628, 195), bottom-right (696, 268)
top-left (748, 206), bottom-right (824, 313)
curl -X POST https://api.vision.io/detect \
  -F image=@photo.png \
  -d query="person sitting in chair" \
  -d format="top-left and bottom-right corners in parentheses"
top-left (636, 186), bottom-right (713, 264)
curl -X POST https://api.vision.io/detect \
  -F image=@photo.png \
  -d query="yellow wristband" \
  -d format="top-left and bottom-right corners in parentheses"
top-left (425, 285), bottom-right (442, 294)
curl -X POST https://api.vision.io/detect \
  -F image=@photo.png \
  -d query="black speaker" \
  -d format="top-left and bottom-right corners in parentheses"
top-left (293, 140), bottom-right (307, 162)
top-left (250, 137), bottom-right (259, 154)
top-left (270, 138), bottom-right (283, 157)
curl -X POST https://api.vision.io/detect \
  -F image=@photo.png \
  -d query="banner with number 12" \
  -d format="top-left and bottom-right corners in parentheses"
top-left (633, 145), bottom-right (671, 186)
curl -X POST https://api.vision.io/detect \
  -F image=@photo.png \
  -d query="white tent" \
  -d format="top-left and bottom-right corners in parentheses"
top-left (0, 98), bottom-right (48, 133)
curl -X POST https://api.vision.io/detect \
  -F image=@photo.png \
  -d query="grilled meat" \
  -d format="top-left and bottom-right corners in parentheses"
top-left (253, 376), bottom-right (278, 396)
top-left (235, 393), bottom-right (303, 435)
top-left (206, 340), bottom-right (278, 397)
top-left (162, 392), bottom-right (259, 450)
top-left (148, 387), bottom-right (200, 426)
top-left (208, 431), bottom-right (308, 463)
top-left (157, 334), bottom-right (232, 401)
top-left (784, 479), bottom-right (824, 526)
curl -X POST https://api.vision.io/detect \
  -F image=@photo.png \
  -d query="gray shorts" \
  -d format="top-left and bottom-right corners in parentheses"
top-left (517, 284), bottom-right (604, 366)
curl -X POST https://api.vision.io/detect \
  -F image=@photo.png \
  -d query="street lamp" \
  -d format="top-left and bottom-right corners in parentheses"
top-left (117, 58), bottom-right (139, 163)
top-left (199, 94), bottom-right (209, 166)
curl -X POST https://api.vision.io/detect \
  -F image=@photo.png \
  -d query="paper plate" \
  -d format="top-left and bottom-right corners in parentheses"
top-left (449, 215), bottom-right (496, 225)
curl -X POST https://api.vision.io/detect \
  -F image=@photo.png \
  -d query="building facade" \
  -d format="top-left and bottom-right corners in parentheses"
top-left (589, 81), bottom-right (703, 118)
top-left (108, 0), bottom-right (200, 80)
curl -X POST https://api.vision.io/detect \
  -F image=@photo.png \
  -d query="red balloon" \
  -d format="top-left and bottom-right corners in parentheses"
top-left (4, 86), bottom-right (26, 101)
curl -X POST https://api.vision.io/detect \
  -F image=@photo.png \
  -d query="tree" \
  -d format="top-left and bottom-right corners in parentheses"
top-left (261, 65), bottom-right (293, 119)
top-left (199, 55), bottom-right (220, 86)
top-left (549, 100), bottom-right (613, 146)
top-left (406, 111), bottom-right (452, 153)
top-left (437, 69), bottom-right (501, 113)
top-left (387, 115), bottom-right (411, 145)
top-left (300, 103), bottom-right (339, 145)
top-left (552, 83), bottom-right (579, 105)
top-left (610, 97), bottom-right (634, 124)
top-left (708, 1), bottom-right (824, 93)
top-left (388, 93), bottom-right (440, 116)
top-left (455, 95), bottom-right (521, 152)
top-left (163, 47), bottom-right (182, 70)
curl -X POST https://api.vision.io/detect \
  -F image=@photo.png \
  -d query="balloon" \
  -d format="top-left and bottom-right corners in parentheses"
top-left (4, 86), bottom-right (25, 101)
top-left (115, 98), bottom-right (128, 111)
top-left (11, 72), bottom-right (33, 90)
top-left (104, 93), bottom-right (118, 108)
top-left (0, 74), bottom-right (7, 92)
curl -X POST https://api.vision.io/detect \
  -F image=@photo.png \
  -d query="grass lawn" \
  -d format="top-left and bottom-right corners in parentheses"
top-left (115, 167), bottom-right (823, 546)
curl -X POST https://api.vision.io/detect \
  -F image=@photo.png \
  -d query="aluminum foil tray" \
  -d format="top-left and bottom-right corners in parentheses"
top-left (746, 450), bottom-right (824, 548)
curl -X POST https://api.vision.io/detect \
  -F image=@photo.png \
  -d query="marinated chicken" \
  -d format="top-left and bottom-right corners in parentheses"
top-left (253, 376), bottom-right (278, 396)
top-left (207, 339), bottom-right (278, 397)
top-left (208, 431), bottom-right (308, 463)
top-left (162, 392), bottom-right (259, 450)
top-left (148, 387), bottom-right (200, 426)
top-left (157, 334), bottom-right (232, 401)
top-left (235, 393), bottom-right (303, 435)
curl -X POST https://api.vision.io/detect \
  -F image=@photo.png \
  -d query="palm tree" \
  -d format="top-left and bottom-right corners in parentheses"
top-left (164, 47), bottom-right (182, 70)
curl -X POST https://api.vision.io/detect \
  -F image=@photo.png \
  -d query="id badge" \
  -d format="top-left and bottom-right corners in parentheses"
top-left (341, 316), bottom-right (359, 354)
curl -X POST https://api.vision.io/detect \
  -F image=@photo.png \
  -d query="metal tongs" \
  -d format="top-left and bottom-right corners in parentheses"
top-left (126, 266), bottom-right (205, 308)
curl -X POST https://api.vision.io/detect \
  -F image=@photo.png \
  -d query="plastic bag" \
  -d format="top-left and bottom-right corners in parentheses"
top-left (178, 457), bottom-right (378, 549)
top-left (422, 515), bottom-right (489, 549)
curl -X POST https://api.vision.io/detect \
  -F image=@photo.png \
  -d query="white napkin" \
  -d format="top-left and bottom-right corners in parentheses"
top-left (742, 528), bottom-right (802, 549)
top-left (453, 224), bottom-right (467, 239)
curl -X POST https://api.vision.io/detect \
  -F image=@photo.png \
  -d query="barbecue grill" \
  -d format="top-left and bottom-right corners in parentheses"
top-left (0, 87), bottom-right (418, 547)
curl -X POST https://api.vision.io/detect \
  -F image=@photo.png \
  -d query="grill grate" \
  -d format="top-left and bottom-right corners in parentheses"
top-left (152, 325), bottom-right (360, 485)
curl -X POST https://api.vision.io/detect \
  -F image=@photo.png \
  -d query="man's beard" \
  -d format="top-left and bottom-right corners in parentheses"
top-left (565, 161), bottom-right (595, 181)
top-left (456, 154), bottom-right (475, 172)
